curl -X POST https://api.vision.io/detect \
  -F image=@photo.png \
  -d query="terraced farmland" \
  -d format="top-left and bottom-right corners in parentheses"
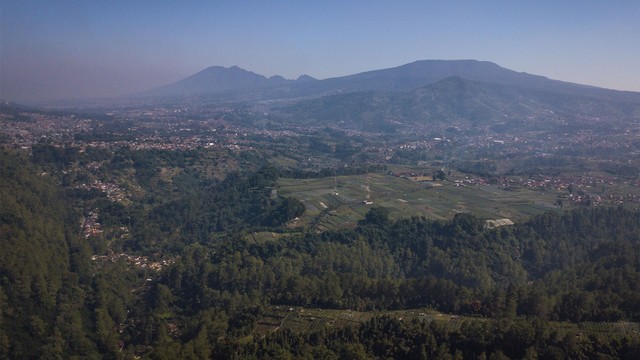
top-left (254, 307), bottom-right (466, 336)
top-left (244, 231), bottom-right (290, 244)
top-left (278, 173), bottom-right (560, 232)
top-left (255, 307), bottom-right (640, 339)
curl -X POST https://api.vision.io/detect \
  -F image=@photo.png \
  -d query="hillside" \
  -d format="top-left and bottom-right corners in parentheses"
top-left (283, 76), bottom-right (640, 131)
top-left (3, 131), bottom-right (640, 358)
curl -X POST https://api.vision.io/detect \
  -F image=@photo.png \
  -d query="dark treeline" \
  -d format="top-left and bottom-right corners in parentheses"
top-left (213, 316), bottom-right (640, 360)
top-left (280, 164), bottom-right (386, 179)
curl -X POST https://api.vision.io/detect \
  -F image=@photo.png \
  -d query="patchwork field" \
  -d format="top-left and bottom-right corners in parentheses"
top-left (278, 173), bottom-right (560, 231)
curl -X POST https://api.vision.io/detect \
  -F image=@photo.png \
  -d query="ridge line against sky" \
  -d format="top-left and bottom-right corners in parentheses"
top-left (1, 0), bottom-right (639, 103)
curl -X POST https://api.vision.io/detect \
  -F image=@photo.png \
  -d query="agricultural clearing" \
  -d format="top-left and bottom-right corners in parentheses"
top-left (278, 173), bottom-right (560, 232)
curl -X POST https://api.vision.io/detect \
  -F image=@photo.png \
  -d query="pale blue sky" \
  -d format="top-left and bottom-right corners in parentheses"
top-left (1, 1), bottom-right (639, 102)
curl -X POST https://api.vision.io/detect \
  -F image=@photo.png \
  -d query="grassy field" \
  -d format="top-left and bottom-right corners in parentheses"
top-left (278, 173), bottom-right (560, 232)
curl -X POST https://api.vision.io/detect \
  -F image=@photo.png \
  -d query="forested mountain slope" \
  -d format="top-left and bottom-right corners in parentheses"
top-left (0, 150), bottom-right (97, 358)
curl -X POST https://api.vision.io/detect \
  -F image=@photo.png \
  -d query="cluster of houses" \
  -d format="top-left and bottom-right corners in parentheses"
top-left (91, 252), bottom-right (174, 272)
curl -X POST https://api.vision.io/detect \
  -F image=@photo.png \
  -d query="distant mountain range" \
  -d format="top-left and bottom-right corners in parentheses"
top-left (141, 60), bottom-right (638, 101)
top-left (143, 66), bottom-right (316, 97)
top-left (138, 60), bottom-right (640, 131)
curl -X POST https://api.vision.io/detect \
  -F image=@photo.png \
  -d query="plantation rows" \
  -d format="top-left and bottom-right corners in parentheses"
top-left (257, 307), bottom-right (640, 339)
top-left (580, 321), bottom-right (640, 335)
top-left (257, 307), bottom-right (471, 335)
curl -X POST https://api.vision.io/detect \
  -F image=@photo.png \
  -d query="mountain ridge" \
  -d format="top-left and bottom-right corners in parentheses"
top-left (139, 60), bottom-right (639, 102)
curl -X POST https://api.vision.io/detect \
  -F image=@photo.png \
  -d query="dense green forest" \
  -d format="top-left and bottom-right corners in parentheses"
top-left (1, 148), bottom-right (640, 359)
top-left (0, 150), bottom-right (96, 358)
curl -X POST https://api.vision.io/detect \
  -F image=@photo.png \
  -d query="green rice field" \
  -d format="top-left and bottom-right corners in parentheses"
top-left (278, 173), bottom-right (560, 232)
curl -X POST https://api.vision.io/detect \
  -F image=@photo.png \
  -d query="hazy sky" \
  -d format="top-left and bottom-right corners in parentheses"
top-left (1, 1), bottom-right (639, 103)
